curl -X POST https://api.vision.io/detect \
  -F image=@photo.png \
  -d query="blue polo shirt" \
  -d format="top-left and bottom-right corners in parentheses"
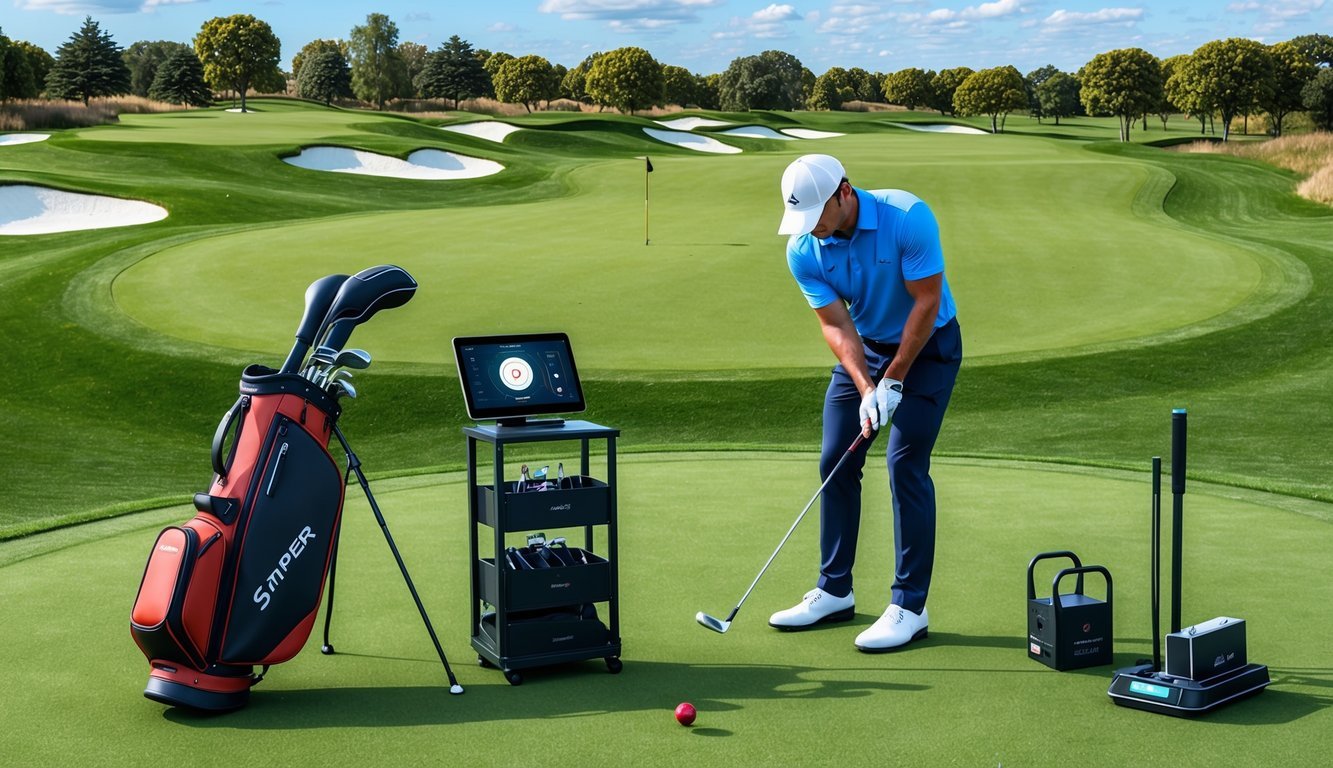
top-left (787, 188), bottom-right (957, 343)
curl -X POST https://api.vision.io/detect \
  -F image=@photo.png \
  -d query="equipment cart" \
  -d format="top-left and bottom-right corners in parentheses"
top-left (464, 420), bottom-right (622, 685)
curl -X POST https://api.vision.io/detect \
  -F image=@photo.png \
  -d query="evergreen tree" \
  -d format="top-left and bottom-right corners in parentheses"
top-left (147, 49), bottom-right (212, 106)
top-left (417, 36), bottom-right (489, 109)
top-left (123, 40), bottom-right (190, 97)
top-left (45, 16), bottom-right (131, 105)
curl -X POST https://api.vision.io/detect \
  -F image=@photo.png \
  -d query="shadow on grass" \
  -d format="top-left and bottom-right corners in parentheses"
top-left (162, 659), bottom-right (927, 730)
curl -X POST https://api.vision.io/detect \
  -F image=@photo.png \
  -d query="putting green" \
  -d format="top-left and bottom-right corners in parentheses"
top-left (3, 453), bottom-right (1329, 766)
top-left (110, 125), bottom-right (1271, 372)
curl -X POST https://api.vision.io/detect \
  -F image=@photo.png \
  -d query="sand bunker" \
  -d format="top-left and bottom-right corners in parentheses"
top-left (655, 117), bottom-right (733, 131)
top-left (0, 185), bottom-right (168, 236)
top-left (0, 133), bottom-right (50, 146)
top-left (283, 146), bottom-right (504, 179)
top-left (440, 121), bottom-right (522, 143)
top-left (720, 126), bottom-right (796, 141)
top-left (780, 128), bottom-right (845, 139)
top-left (887, 122), bottom-right (989, 135)
top-left (642, 127), bottom-right (741, 154)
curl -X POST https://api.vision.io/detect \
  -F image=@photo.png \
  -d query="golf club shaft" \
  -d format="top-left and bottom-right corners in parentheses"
top-left (722, 432), bottom-right (867, 623)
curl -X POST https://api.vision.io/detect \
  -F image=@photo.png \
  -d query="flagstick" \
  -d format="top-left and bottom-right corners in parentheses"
top-left (644, 160), bottom-right (650, 246)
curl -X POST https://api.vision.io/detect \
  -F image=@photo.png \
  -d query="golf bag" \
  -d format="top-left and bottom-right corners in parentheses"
top-left (130, 365), bottom-right (345, 712)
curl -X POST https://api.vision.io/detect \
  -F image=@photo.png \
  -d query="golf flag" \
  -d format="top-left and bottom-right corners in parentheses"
top-left (643, 156), bottom-right (652, 245)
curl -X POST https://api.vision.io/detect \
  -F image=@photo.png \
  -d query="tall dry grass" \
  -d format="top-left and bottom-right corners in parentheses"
top-left (1180, 132), bottom-right (1333, 206)
top-left (0, 97), bottom-right (192, 131)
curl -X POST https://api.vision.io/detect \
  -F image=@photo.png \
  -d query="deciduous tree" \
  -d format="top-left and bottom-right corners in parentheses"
top-left (882, 67), bottom-right (933, 110)
top-left (493, 54), bottom-right (555, 113)
top-left (194, 14), bottom-right (280, 112)
top-left (953, 65), bottom-right (1026, 133)
top-left (1263, 41), bottom-right (1316, 136)
top-left (585, 46), bottom-right (662, 115)
top-left (930, 67), bottom-right (973, 115)
top-left (1036, 72), bottom-right (1080, 126)
top-left (662, 64), bottom-right (696, 107)
top-left (1187, 38), bottom-right (1274, 141)
top-left (1302, 68), bottom-right (1333, 131)
top-left (297, 49), bottom-right (352, 106)
top-left (349, 13), bottom-right (406, 110)
top-left (1078, 48), bottom-right (1162, 141)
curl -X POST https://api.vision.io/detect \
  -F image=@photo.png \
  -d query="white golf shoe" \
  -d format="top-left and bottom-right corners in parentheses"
top-left (854, 605), bottom-right (928, 652)
top-left (768, 588), bottom-right (855, 630)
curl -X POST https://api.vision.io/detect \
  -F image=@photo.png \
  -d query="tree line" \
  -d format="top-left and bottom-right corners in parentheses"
top-left (3, 15), bottom-right (1331, 140)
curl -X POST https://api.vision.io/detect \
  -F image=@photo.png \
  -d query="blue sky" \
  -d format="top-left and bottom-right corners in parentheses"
top-left (4, 0), bottom-right (1330, 75)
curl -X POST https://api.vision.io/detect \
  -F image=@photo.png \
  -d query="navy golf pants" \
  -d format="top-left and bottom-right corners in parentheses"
top-left (816, 318), bottom-right (961, 614)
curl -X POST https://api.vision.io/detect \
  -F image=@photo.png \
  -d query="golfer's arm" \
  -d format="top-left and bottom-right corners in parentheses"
top-left (883, 273), bottom-right (943, 383)
top-left (814, 301), bottom-right (875, 396)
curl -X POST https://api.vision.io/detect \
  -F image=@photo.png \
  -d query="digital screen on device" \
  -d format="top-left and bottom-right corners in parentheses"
top-left (452, 332), bottom-right (585, 422)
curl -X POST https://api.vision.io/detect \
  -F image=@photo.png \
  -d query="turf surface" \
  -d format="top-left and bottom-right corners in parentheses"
top-left (111, 132), bottom-right (1265, 368)
top-left (2, 454), bottom-right (1329, 766)
top-left (2, 101), bottom-right (1331, 764)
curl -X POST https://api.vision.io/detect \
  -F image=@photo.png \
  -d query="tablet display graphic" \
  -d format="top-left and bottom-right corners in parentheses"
top-left (453, 333), bottom-right (585, 424)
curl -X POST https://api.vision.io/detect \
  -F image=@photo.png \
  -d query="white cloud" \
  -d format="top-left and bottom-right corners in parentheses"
top-left (18, 0), bottom-right (197, 12)
top-left (537, 0), bottom-right (724, 27)
top-left (1042, 7), bottom-right (1145, 27)
top-left (712, 3), bottom-right (802, 42)
top-left (753, 3), bottom-right (799, 22)
top-left (488, 22), bottom-right (517, 33)
top-left (921, 0), bottom-right (1027, 23)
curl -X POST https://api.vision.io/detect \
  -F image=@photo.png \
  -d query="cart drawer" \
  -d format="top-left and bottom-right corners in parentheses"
top-left (479, 552), bottom-right (611, 611)
top-left (476, 478), bottom-right (610, 530)
top-left (479, 612), bottom-right (611, 658)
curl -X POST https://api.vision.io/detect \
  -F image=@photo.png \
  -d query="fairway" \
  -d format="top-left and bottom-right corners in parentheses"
top-left (107, 114), bottom-right (1273, 370)
top-left (3, 453), bottom-right (1330, 767)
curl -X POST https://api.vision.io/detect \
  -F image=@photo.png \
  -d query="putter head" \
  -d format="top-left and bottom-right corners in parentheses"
top-left (696, 611), bottom-right (731, 634)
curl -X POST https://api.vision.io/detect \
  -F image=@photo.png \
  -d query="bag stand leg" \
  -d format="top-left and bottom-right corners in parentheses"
top-left (321, 425), bottom-right (464, 695)
top-left (320, 515), bottom-right (343, 655)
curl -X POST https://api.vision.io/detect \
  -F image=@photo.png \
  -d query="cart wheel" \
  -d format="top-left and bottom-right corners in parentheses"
top-left (477, 655), bottom-right (493, 668)
top-left (605, 657), bottom-right (623, 674)
top-left (504, 670), bottom-right (523, 686)
top-left (320, 644), bottom-right (335, 655)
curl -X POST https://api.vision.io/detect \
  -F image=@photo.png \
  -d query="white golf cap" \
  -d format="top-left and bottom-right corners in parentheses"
top-left (777, 154), bottom-right (845, 235)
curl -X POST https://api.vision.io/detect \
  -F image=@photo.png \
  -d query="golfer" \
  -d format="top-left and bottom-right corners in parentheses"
top-left (769, 154), bottom-right (962, 652)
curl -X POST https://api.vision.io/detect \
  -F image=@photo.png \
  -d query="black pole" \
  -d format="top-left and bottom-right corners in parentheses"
top-left (1170, 409), bottom-right (1186, 634)
top-left (320, 494), bottom-right (346, 654)
top-left (333, 425), bottom-right (463, 693)
top-left (1151, 456), bottom-right (1162, 671)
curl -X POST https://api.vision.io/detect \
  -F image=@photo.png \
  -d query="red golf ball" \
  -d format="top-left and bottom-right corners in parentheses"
top-left (674, 702), bottom-right (697, 726)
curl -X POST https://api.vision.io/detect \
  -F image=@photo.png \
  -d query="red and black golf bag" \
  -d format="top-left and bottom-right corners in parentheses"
top-left (130, 265), bottom-right (460, 712)
top-left (131, 366), bottom-right (345, 712)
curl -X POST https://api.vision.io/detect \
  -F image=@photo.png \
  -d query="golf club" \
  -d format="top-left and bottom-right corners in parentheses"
top-left (278, 274), bottom-right (349, 374)
top-left (696, 431), bottom-right (868, 634)
top-left (315, 348), bottom-right (371, 387)
top-left (306, 265), bottom-right (417, 367)
top-left (330, 379), bottom-right (356, 399)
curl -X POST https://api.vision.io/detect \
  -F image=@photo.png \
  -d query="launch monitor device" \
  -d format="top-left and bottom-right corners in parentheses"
top-left (453, 332), bottom-right (586, 427)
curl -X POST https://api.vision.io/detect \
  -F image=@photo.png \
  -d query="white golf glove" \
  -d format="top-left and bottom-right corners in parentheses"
top-left (859, 377), bottom-right (903, 432)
